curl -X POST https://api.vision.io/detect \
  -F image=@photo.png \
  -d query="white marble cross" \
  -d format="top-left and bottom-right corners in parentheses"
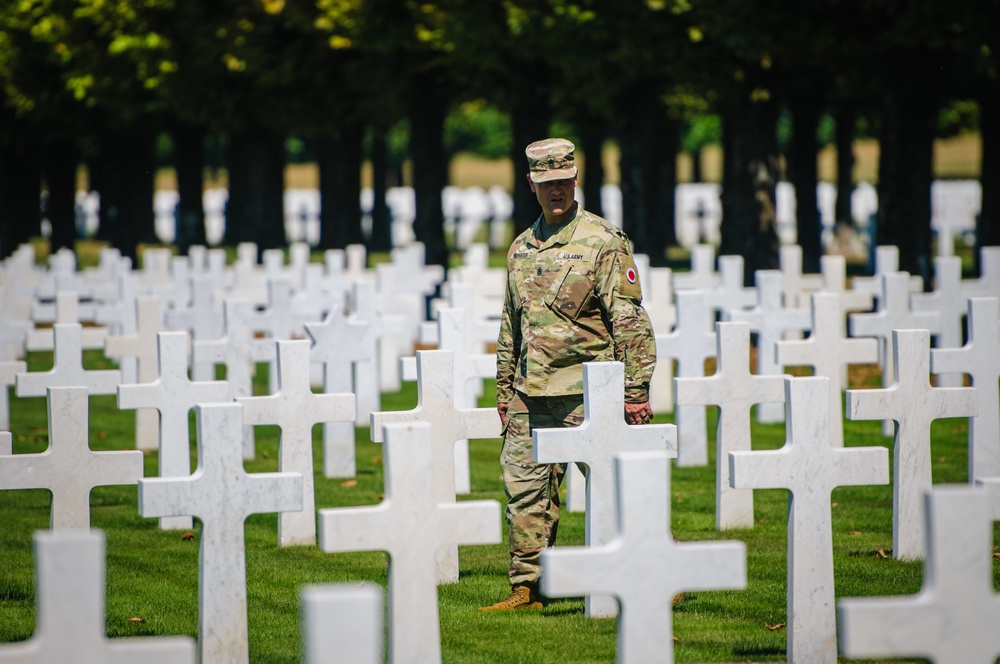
top-left (704, 254), bottom-right (757, 321)
top-left (911, 256), bottom-right (967, 387)
top-left (644, 267), bottom-right (677, 415)
top-left (779, 244), bottom-right (825, 308)
top-left (676, 322), bottom-right (785, 529)
top-left (371, 350), bottom-right (500, 583)
top-left (26, 291), bottom-right (107, 353)
top-left (776, 292), bottom-right (879, 447)
top-left (165, 274), bottom-right (224, 381)
top-left (238, 340), bottom-right (355, 547)
top-left (0, 530), bottom-right (195, 663)
top-left (251, 278), bottom-right (323, 394)
top-left (16, 324), bottom-right (121, 398)
top-left (318, 422), bottom-right (500, 664)
top-left (730, 376), bottom-right (889, 664)
top-left (838, 485), bottom-right (1000, 663)
top-left (192, 299), bottom-right (275, 460)
top-left (105, 296), bottom-right (166, 451)
top-left (931, 297), bottom-right (1000, 481)
top-left (305, 300), bottom-right (374, 478)
top-left (0, 287), bottom-right (30, 361)
top-left (846, 329), bottom-right (977, 560)
top-left (301, 584), bottom-right (382, 664)
top-left (533, 361), bottom-right (677, 617)
top-left (138, 402), bottom-right (302, 664)
top-left (0, 360), bottom-right (26, 430)
top-left (541, 450), bottom-right (746, 664)
top-left (851, 246), bottom-right (924, 304)
top-left (672, 244), bottom-right (719, 291)
top-left (819, 254), bottom-right (874, 314)
top-left (117, 331), bottom-right (230, 530)
top-left (725, 270), bottom-right (811, 423)
top-left (0, 386), bottom-right (143, 530)
top-left (654, 289), bottom-right (716, 466)
top-left (849, 272), bottom-right (943, 436)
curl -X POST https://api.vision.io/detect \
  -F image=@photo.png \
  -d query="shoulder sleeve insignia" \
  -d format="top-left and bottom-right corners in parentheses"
top-left (619, 253), bottom-right (642, 300)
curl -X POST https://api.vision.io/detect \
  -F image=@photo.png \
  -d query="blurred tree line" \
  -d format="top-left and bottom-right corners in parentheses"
top-left (0, 0), bottom-right (998, 283)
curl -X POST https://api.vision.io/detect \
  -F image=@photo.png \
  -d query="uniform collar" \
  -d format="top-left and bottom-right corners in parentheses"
top-left (529, 204), bottom-right (582, 249)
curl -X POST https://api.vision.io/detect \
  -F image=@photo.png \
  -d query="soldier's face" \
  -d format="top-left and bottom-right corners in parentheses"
top-left (529, 176), bottom-right (576, 223)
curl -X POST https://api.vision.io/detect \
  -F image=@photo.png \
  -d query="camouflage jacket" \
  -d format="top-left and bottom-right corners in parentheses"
top-left (496, 206), bottom-right (656, 404)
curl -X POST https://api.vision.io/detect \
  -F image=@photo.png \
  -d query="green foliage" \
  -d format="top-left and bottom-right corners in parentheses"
top-left (444, 100), bottom-right (511, 160)
top-left (937, 99), bottom-right (980, 137)
top-left (681, 114), bottom-right (722, 153)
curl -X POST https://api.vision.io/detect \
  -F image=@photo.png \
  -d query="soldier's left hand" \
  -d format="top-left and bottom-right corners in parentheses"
top-left (625, 401), bottom-right (653, 426)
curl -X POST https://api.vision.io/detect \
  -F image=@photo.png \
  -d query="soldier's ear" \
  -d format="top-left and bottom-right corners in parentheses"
top-left (527, 175), bottom-right (537, 193)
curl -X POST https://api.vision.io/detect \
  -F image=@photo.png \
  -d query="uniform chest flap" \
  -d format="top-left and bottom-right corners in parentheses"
top-left (544, 263), bottom-right (593, 320)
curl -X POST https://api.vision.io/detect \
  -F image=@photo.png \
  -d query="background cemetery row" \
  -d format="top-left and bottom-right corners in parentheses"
top-left (3, 1), bottom-right (999, 289)
top-left (2, 236), bottom-right (999, 662)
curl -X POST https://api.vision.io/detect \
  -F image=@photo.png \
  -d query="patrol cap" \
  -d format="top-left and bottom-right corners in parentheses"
top-left (526, 138), bottom-right (578, 183)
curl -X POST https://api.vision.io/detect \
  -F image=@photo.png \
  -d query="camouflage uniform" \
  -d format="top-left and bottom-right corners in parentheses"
top-left (496, 198), bottom-right (657, 586)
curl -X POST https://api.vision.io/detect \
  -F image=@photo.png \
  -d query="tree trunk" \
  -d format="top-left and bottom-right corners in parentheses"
top-left (368, 129), bottom-right (393, 253)
top-left (42, 138), bottom-right (80, 254)
top-left (578, 121), bottom-right (606, 219)
top-left (648, 116), bottom-right (679, 266)
top-left (317, 124), bottom-right (364, 251)
top-left (173, 122), bottom-right (207, 254)
top-left (90, 129), bottom-right (155, 263)
top-left (509, 95), bottom-right (549, 236)
top-left (408, 80), bottom-right (450, 270)
top-left (789, 95), bottom-right (822, 273)
top-left (978, 86), bottom-right (1000, 274)
top-left (225, 128), bottom-right (286, 252)
top-left (719, 98), bottom-right (781, 284)
top-left (0, 129), bottom-right (42, 257)
top-left (690, 148), bottom-right (703, 184)
top-left (876, 75), bottom-right (935, 287)
top-left (834, 106), bottom-right (856, 226)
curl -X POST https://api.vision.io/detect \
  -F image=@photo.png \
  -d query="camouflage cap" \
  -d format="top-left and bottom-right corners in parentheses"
top-left (525, 138), bottom-right (578, 183)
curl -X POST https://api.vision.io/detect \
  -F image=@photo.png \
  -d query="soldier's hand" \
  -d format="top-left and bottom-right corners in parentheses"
top-left (498, 402), bottom-right (510, 428)
top-left (625, 401), bottom-right (653, 426)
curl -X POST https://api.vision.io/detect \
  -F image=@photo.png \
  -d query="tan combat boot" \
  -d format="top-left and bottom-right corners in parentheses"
top-left (478, 584), bottom-right (543, 612)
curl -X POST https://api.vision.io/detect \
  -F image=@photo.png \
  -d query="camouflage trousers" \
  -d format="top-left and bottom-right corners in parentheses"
top-left (501, 391), bottom-right (585, 586)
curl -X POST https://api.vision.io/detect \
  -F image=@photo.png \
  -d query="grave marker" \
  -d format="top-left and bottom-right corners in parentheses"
top-left (911, 256), bottom-right (967, 387)
top-left (165, 274), bottom-right (224, 381)
top-left (27, 291), bottom-right (107, 353)
top-left (117, 331), bottom-right (230, 530)
top-left (305, 299), bottom-right (374, 478)
top-left (541, 450), bottom-right (746, 664)
top-left (533, 361), bottom-right (677, 617)
top-left (645, 267), bottom-right (677, 415)
top-left (846, 329), bottom-right (977, 560)
top-left (138, 402), bottom-right (303, 664)
top-left (931, 297), bottom-right (1000, 481)
top-left (730, 376), bottom-right (889, 664)
top-left (0, 360), bottom-right (26, 430)
top-left (676, 322), bottom-right (785, 529)
top-left (725, 270), bottom-right (811, 423)
top-left (962, 246), bottom-right (1000, 297)
top-left (16, 324), bottom-right (121, 398)
top-left (192, 299), bottom-right (275, 460)
top-left (0, 530), bottom-right (195, 663)
top-left (672, 244), bottom-right (719, 292)
top-left (838, 485), bottom-right (1000, 663)
top-left (0, 386), bottom-right (143, 530)
top-left (238, 340), bottom-right (355, 546)
top-left (105, 296), bottom-right (166, 451)
top-left (371, 350), bottom-right (500, 582)
top-left (318, 422), bottom-right (500, 664)
top-left (301, 584), bottom-right (382, 664)
top-left (654, 290), bottom-right (716, 466)
top-left (776, 292), bottom-right (879, 447)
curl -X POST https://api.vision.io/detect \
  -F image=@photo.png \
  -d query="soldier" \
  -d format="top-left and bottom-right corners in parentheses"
top-left (480, 138), bottom-right (657, 611)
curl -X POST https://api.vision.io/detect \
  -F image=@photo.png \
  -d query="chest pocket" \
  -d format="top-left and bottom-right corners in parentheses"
top-left (545, 264), bottom-right (593, 320)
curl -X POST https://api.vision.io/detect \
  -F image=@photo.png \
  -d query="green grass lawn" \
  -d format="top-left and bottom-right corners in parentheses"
top-left (0, 346), bottom-right (995, 663)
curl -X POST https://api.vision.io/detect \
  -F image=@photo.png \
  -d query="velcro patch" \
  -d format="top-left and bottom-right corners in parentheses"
top-left (619, 255), bottom-right (642, 299)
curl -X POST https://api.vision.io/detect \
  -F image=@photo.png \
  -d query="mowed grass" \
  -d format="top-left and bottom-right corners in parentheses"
top-left (1, 339), bottom-right (996, 663)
